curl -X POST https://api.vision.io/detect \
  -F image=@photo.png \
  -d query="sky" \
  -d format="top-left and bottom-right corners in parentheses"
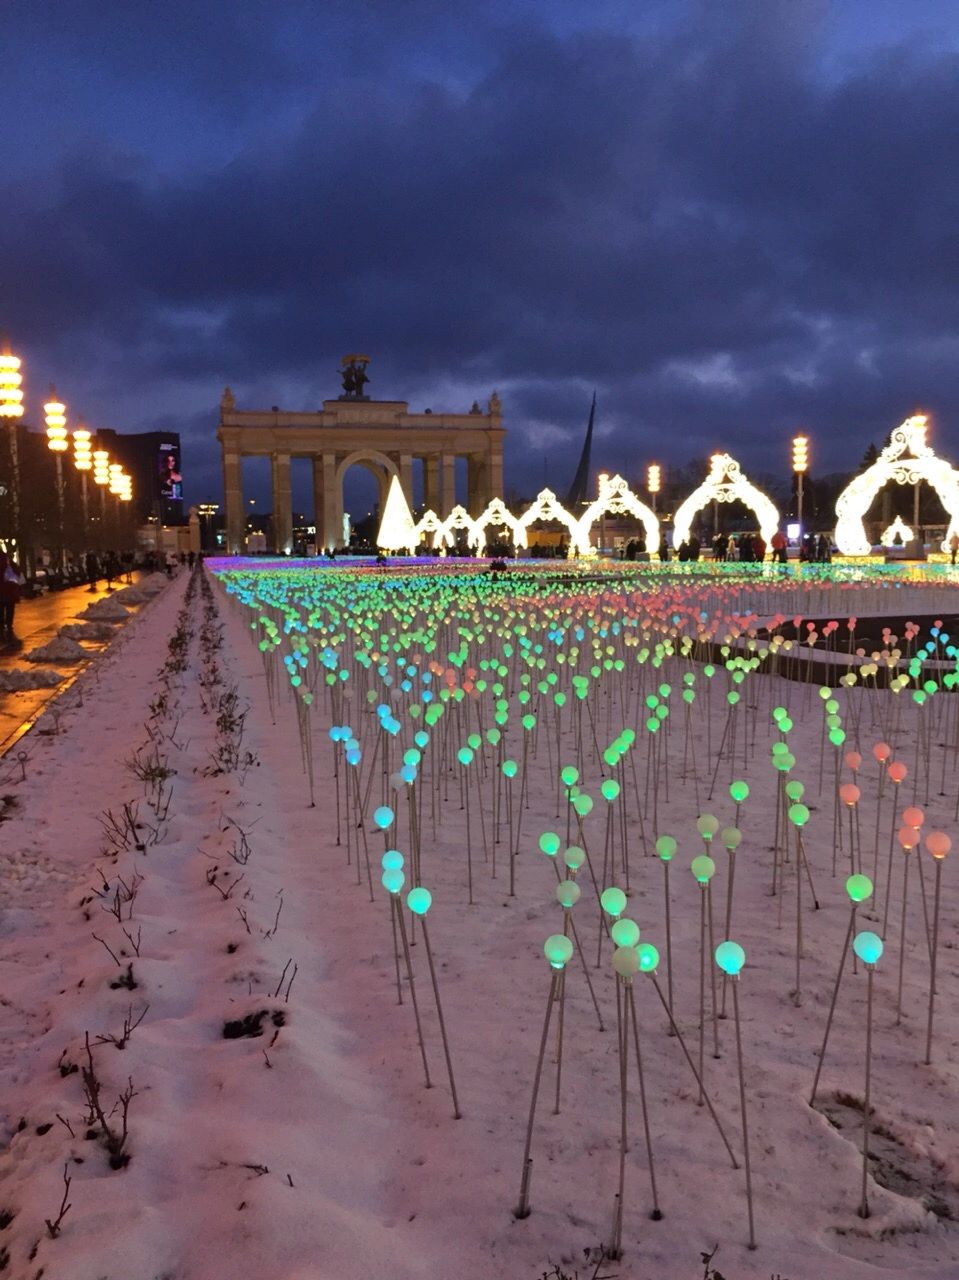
top-left (4, 0), bottom-right (959, 516)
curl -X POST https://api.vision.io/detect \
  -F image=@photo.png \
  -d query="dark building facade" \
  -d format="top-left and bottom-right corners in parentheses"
top-left (94, 429), bottom-right (183, 525)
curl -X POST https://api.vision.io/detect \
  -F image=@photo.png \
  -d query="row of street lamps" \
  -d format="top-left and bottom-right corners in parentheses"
top-left (0, 344), bottom-right (133, 566)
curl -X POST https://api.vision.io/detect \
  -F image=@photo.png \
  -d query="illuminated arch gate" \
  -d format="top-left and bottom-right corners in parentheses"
top-left (835, 416), bottom-right (959, 556)
top-left (217, 380), bottom-right (504, 553)
top-left (573, 473), bottom-right (659, 557)
top-left (672, 453), bottom-right (779, 550)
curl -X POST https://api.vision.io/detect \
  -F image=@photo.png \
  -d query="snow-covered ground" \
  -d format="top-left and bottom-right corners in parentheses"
top-left (0, 561), bottom-right (957, 1280)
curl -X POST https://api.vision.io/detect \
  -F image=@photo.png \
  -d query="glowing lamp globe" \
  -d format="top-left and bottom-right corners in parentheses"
top-left (544, 934), bottom-right (574, 970)
top-left (888, 761), bottom-right (907, 784)
top-left (610, 918), bottom-right (640, 948)
top-left (696, 814), bottom-right (720, 841)
top-left (730, 780), bottom-right (749, 804)
top-left (458, 746), bottom-right (474, 766)
top-left (691, 854), bottom-right (715, 884)
top-left (925, 831), bottom-right (951, 860)
top-left (715, 940), bottom-right (746, 976)
top-left (785, 780), bottom-right (805, 802)
top-left (539, 832), bottom-right (561, 857)
top-left (655, 835), bottom-right (677, 862)
top-left (845, 751), bottom-right (862, 771)
top-left (373, 805), bottom-right (395, 830)
top-left (572, 794), bottom-right (593, 817)
top-left (564, 845), bottom-right (586, 872)
top-left (502, 759), bottom-right (518, 779)
top-left (902, 806), bottom-right (924, 830)
top-left (839, 784), bottom-right (860, 808)
top-left (613, 946), bottom-right (640, 978)
top-left (721, 826), bottom-right (742, 851)
top-left (601, 886), bottom-right (627, 918)
top-left (788, 803), bottom-right (809, 827)
top-left (636, 942), bottom-right (660, 973)
top-left (560, 765), bottom-right (579, 788)
top-left (828, 728), bottom-right (846, 747)
top-left (407, 886), bottom-right (432, 915)
top-left (381, 868), bottom-right (405, 895)
top-left (873, 742), bottom-right (891, 763)
top-left (601, 779), bottom-right (620, 801)
top-left (381, 849), bottom-right (404, 871)
top-left (556, 879), bottom-right (580, 909)
top-left (853, 931), bottom-right (883, 966)
top-left (845, 874), bottom-right (873, 903)
top-left (897, 826), bottom-right (917, 852)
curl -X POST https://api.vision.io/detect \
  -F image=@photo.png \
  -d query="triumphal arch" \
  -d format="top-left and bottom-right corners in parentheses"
top-left (216, 356), bottom-right (505, 553)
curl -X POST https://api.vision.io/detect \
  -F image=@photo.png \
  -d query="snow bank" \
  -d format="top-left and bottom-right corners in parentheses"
top-left (76, 598), bottom-right (130, 621)
top-left (0, 666), bottom-right (64, 690)
top-left (59, 622), bottom-right (117, 642)
top-left (112, 585), bottom-right (152, 604)
top-left (24, 635), bottom-right (87, 663)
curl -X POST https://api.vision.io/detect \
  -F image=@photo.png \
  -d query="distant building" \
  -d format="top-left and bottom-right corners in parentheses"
top-left (94, 429), bottom-right (184, 526)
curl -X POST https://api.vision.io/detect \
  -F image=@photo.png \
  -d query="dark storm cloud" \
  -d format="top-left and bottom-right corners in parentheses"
top-left (4, 0), bottom-right (959, 502)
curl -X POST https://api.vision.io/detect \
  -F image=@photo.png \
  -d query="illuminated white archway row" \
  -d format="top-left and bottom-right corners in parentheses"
top-left (834, 416), bottom-right (959, 556)
top-left (573, 473), bottom-right (659, 557)
top-left (672, 453), bottom-right (779, 550)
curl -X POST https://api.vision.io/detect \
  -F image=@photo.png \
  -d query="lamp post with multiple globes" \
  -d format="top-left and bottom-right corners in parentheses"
top-left (647, 463), bottom-right (661, 516)
top-left (0, 344), bottom-right (25, 553)
top-left (792, 434), bottom-right (809, 542)
top-left (44, 386), bottom-right (69, 571)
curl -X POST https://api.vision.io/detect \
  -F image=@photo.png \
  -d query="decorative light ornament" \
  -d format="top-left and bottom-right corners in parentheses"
top-left (72, 424), bottom-right (92, 471)
top-left (0, 349), bottom-right (24, 418)
top-left (672, 453), bottom-right (779, 550)
top-left (93, 449), bottom-right (111, 485)
top-left (879, 515), bottom-right (913, 548)
top-left (573, 472), bottom-right (659, 558)
top-left (834, 415), bottom-right (959, 555)
top-left (791, 435), bottom-right (809, 474)
top-left (647, 463), bottom-right (661, 494)
top-left (376, 474), bottom-right (418, 554)
top-left (44, 388), bottom-right (68, 452)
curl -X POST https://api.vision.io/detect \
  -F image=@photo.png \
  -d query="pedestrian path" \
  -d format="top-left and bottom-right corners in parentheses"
top-left (0, 573), bottom-right (153, 755)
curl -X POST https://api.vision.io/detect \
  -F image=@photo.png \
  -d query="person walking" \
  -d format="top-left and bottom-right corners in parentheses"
top-left (949, 531), bottom-right (959, 565)
top-left (0, 549), bottom-right (24, 647)
top-left (658, 533), bottom-right (670, 562)
top-left (770, 528), bottom-right (787, 565)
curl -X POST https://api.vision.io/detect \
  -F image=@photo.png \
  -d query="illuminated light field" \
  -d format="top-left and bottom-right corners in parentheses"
top-left (202, 555), bottom-right (959, 1277)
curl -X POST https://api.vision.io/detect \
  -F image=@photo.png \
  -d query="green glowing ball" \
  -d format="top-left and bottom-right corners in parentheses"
top-left (502, 758), bottom-right (518, 779)
top-left (613, 946), bottom-right (640, 977)
top-left (562, 846), bottom-right (584, 873)
top-left (544, 934), bottom-right (574, 969)
top-left (785, 780), bottom-right (804, 801)
top-left (522, 714), bottom-right (536, 731)
top-left (771, 741), bottom-right (788, 756)
top-left (691, 854), bottom-right (716, 883)
top-left (829, 728), bottom-right (846, 746)
top-left (539, 832), bottom-right (561, 857)
top-left (780, 716), bottom-right (793, 733)
top-left (467, 733), bottom-right (481, 750)
top-left (636, 942), bottom-right (660, 973)
top-left (788, 802), bottom-right (810, 827)
top-left (715, 940), bottom-right (746, 976)
top-left (381, 868), bottom-right (405, 895)
top-left (772, 706), bottom-right (787, 721)
top-left (458, 746), bottom-right (474, 766)
top-left (655, 835), bottom-right (677, 862)
top-left (572, 793), bottom-right (593, 817)
top-left (560, 765), bottom-right (579, 787)
top-left (682, 689), bottom-right (695, 703)
top-left (373, 805), bottom-right (395, 830)
top-left (845, 874), bottom-right (873, 903)
top-left (611, 918), bottom-right (640, 947)
top-left (601, 778), bottom-right (620, 801)
top-left (556, 880), bottom-right (581, 909)
top-left (730, 780), bottom-right (750, 804)
top-left (601, 886), bottom-right (627, 917)
top-left (407, 886), bottom-right (432, 915)
top-left (381, 849), bottom-right (404, 871)
top-left (604, 747), bottom-right (620, 767)
top-left (696, 814), bottom-right (720, 840)
top-left (825, 699), bottom-right (839, 715)
top-left (853, 930), bottom-right (883, 965)
top-left (721, 826), bottom-right (742, 851)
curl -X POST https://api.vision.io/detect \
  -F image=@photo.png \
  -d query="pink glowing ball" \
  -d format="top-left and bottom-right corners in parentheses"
top-left (925, 831), bottom-right (951, 860)
top-left (845, 751), bottom-right (862, 772)
top-left (902, 806), bottom-right (925, 830)
top-left (872, 742), bottom-right (891, 763)
top-left (839, 783), bottom-right (860, 807)
top-left (898, 826), bottom-right (918, 851)
top-left (888, 761), bottom-right (908, 784)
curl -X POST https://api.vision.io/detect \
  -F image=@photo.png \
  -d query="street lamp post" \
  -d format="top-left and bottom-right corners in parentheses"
top-left (93, 449), bottom-right (111, 550)
top-left (44, 387), bottom-right (69, 573)
top-left (792, 434), bottom-right (809, 545)
top-left (0, 345), bottom-right (24, 554)
top-left (647, 463), bottom-right (661, 516)
top-left (72, 422), bottom-right (92, 547)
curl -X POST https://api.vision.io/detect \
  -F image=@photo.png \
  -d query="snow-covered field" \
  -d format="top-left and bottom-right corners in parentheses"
top-left (0, 560), bottom-right (957, 1280)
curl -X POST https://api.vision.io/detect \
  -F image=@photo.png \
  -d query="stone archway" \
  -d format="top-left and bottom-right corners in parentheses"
top-left (573, 473), bottom-right (660, 557)
top-left (834, 416), bottom-right (959, 555)
top-left (673, 453), bottom-right (780, 550)
top-left (335, 449), bottom-right (399, 547)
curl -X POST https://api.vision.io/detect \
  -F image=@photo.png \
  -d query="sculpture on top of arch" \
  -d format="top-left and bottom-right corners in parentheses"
top-left (834, 415), bottom-right (959, 556)
top-left (672, 453), bottom-right (779, 550)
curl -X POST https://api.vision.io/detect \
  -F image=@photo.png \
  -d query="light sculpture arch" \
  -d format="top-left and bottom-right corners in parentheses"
top-left (879, 515), bottom-right (913, 549)
top-left (516, 488), bottom-right (581, 559)
top-left (834, 416), bottom-right (959, 555)
top-left (672, 453), bottom-right (779, 550)
top-left (573, 473), bottom-right (659, 557)
top-left (413, 509), bottom-right (449, 551)
top-left (470, 497), bottom-right (526, 553)
top-left (437, 504), bottom-right (482, 552)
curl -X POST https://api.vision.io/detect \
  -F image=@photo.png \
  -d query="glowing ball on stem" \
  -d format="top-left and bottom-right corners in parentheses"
top-left (610, 918), bottom-right (640, 948)
top-left (715, 940), bottom-right (746, 976)
top-left (601, 886), bottom-right (627, 918)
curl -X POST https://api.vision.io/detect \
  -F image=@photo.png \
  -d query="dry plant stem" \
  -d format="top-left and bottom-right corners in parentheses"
top-left (514, 970), bottom-right (559, 1218)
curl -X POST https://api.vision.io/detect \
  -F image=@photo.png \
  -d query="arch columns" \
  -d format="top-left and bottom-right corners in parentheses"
top-left (271, 452), bottom-right (293, 554)
top-left (223, 448), bottom-right (244, 554)
top-left (312, 453), bottom-right (342, 551)
top-left (440, 454), bottom-right (456, 517)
